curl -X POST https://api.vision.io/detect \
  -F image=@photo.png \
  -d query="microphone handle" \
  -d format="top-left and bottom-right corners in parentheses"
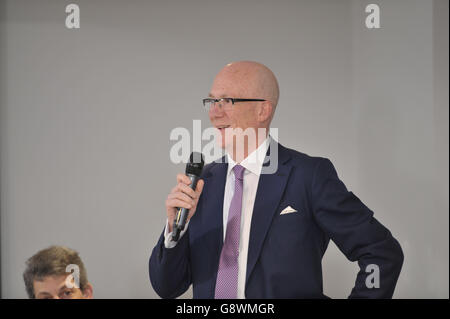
top-left (172, 174), bottom-right (199, 242)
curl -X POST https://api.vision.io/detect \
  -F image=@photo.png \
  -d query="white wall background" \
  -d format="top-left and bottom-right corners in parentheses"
top-left (0, 0), bottom-right (448, 298)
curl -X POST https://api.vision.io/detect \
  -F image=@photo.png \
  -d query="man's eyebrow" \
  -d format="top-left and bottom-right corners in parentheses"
top-left (36, 292), bottom-right (52, 298)
top-left (58, 284), bottom-right (73, 293)
top-left (207, 94), bottom-right (228, 98)
top-left (57, 278), bottom-right (75, 293)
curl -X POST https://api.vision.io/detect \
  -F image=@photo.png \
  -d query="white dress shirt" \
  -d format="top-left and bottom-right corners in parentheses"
top-left (164, 136), bottom-right (271, 299)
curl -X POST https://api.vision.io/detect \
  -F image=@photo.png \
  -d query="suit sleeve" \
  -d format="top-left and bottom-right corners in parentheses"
top-left (148, 227), bottom-right (192, 298)
top-left (311, 158), bottom-right (404, 298)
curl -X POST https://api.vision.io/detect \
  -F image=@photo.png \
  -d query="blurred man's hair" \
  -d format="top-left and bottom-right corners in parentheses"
top-left (23, 245), bottom-right (88, 298)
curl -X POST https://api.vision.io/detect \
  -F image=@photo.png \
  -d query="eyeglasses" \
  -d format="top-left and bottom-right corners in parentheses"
top-left (202, 98), bottom-right (266, 112)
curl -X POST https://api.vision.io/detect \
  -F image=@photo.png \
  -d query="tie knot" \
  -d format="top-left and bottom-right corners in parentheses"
top-left (233, 164), bottom-right (245, 181)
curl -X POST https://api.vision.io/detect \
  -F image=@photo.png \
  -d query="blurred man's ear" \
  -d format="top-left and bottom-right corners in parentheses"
top-left (257, 101), bottom-right (273, 124)
top-left (82, 283), bottom-right (93, 299)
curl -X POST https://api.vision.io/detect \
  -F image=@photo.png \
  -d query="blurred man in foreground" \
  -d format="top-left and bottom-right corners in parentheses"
top-left (23, 245), bottom-right (93, 299)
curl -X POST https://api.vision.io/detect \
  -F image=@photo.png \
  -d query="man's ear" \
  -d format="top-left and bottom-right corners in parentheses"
top-left (82, 283), bottom-right (93, 299)
top-left (257, 101), bottom-right (273, 123)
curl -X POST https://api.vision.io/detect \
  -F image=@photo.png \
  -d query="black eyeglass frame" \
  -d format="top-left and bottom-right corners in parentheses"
top-left (202, 98), bottom-right (266, 109)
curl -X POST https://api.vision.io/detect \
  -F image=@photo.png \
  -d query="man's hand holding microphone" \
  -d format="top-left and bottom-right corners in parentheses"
top-left (165, 152), bottom-right (205, 241)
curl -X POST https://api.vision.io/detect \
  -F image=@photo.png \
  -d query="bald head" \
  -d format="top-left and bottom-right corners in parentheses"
top-left (208, 61), bottom-right (279, 156)
top-left (213, 61), bottom-right (280, 109)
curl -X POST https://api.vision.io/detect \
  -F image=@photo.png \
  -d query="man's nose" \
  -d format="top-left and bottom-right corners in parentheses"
top-left (209, 103), bottom-right (225, 117)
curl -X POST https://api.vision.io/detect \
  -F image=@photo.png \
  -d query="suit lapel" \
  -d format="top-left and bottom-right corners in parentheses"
top-left (245, 143), bottom-right (292, 286)
top-left (201, 159), bottom-right (228, 298)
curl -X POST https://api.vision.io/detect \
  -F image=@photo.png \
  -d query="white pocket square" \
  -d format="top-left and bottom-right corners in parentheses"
top-left (280, 206), bottom-right (298, 215)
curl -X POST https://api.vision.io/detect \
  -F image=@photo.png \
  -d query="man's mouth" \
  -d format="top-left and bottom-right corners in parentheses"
top-left (216, 125), bottom-right (231, 133)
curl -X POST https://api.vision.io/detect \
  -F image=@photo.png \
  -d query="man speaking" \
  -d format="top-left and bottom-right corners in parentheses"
top-left (149, 61), bottom-right (403, 299)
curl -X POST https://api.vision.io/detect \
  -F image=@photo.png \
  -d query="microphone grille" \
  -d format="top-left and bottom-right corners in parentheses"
top-left (186, 152), bottom-right (204, 176)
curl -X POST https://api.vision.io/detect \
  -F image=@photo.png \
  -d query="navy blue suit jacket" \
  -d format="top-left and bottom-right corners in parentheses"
top-left (149, 142), bottom-right (403, 298)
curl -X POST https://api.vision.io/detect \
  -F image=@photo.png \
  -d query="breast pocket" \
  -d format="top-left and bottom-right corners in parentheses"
top-left (273, 209), bottom-right (307, 232)
top-left (267, 204), bottom-right (314, 252)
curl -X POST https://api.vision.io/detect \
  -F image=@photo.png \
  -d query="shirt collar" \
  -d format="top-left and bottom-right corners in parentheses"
top-left (226, 136), bottom-right (271, 177)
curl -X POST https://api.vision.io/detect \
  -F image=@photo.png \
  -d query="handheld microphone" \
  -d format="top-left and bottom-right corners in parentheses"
top-left (172, 152), bottom-right (205, 242)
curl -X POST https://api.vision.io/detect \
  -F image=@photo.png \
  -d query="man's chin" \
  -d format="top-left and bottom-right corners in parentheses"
top-left (216, 139), bottom-right (229, 151)
top-left (214, 130), bottom-right (228, 149)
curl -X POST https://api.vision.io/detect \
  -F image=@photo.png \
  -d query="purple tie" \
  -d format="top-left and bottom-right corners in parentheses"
top-left (214, 164), bottom-right (245, 299)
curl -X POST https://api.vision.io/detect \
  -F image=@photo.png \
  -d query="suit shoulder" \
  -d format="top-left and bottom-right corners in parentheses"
top-left (199, 156), bottom-right (226, 178)
top-left (279, 143), bottom-right (330, 170)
